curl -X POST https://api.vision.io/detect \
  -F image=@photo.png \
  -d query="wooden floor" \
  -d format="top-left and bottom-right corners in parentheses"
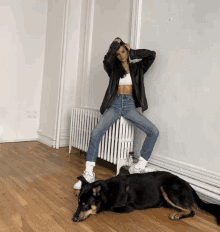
top-left (0, 141), bottom-right (219, 232)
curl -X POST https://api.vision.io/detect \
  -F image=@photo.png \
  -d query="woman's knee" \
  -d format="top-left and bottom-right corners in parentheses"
top-left (149, 126), bottom-right (159, 138)
top-left (90, 127), bottom-right (104, 140)
top-left (90, 129), bottom-right (99, 140)
top-left (154, 127), bottom-right (159, 138)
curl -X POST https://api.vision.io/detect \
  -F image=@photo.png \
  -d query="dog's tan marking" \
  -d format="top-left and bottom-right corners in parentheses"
top-left (78, 210), bottom-right (92, 220)
top-left (74, 189), bottom-right (80, 197)
top-left (170, 213), bottom-right (182, 220)
top-left (93, 186), bottom-right (101, 195)
top-left (91, 205), bottom-right (97, 214)
top-left (126, 186), bottom-right (129, 192)
top-left (78, 205), bottom-right (97, 220)
top-left (160, 186), bottom-right (191, 220)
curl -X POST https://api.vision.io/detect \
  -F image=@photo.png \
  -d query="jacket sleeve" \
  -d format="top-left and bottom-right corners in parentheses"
top-left (129, 48), bottom-right (156, 74)
top-left (103, 41), bottom-right (121, 77)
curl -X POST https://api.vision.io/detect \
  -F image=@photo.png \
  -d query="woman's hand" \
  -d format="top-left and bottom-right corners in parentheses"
top-left (124, 43), bottom-right (131, 51)
top-left (114, 38), bottom-right (121, 43)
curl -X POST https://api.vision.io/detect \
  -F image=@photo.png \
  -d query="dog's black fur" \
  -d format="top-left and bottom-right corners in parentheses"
top-left (73, 171), bottom-right (220, 225)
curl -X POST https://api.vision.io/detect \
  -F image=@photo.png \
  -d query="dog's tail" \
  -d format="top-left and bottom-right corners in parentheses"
top-left (192, 188), bottom-right (220, 226)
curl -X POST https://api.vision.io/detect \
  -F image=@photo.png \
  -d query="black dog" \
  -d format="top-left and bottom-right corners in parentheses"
top-left (73, 171), bottom-right (220, 225)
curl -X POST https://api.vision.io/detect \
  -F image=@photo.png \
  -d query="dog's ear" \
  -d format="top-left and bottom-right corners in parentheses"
top-left (77, 175), bottom-right (89, 186)
top-left (92, 185), bottom-right (101, 196)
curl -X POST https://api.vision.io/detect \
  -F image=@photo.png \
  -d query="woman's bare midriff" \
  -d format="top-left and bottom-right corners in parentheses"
top-left (117, 85), bottom-right (133, 94)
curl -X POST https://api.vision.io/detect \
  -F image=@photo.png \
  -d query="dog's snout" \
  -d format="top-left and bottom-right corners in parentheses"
top-left (73, 216), bottom-right (79, 222)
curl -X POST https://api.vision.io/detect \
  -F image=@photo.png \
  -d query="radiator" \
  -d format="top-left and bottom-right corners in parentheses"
top-left (69, 107), bottom-right (135, 175)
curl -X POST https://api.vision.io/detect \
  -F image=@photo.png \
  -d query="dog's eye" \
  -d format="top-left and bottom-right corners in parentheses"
top-left (82, 202), bottom-right (85, 206)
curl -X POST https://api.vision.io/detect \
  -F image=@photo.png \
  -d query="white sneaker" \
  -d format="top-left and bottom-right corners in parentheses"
top-left (129, 164), bottom-right (145, 174)
top-left (144, 166), bottom-right (157, 172)
top-left (129, 164), bottom-right (157, 174)
top-left (73, 171), bottom-right (95, 190)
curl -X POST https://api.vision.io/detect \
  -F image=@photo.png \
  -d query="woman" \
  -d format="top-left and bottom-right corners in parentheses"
top-left (74, 37), bottom-right (159, 190)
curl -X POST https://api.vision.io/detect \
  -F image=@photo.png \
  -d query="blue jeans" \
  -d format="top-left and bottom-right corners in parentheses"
top-left (86, 93), bottom-right (159, 162)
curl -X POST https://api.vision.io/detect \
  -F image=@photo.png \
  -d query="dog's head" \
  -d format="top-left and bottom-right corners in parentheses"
top-left (73, 175), bottom-right (106, 222)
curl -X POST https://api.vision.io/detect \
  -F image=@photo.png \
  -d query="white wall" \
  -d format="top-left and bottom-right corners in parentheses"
top-left (136, 0), bottom-right (220, 174)
top-left (0, 0), bottom-right (48, 142)
top-left (81, 0), bottom-right (132, 110)
top-left (74, 0), bottom-right (88, 110)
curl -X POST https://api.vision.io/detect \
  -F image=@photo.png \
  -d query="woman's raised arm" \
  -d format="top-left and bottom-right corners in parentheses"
top-left (129, 48), bottom-right (156, 74)
top-left (103, 38), bottom-right (121, 77)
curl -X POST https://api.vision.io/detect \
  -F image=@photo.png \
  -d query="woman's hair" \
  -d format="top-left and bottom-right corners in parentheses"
top-left (109, 37), bottom-right (130, 78)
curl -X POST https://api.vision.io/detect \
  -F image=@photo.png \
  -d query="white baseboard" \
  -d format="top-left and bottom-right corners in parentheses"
top-left (37, 131), bottom-right (55, 148)
top-left (37, 129), bottom-right (70, 148)
top-left (0, 138), bottom-right (38, 143)
top-left (148, 154), bottom-right (220, 204)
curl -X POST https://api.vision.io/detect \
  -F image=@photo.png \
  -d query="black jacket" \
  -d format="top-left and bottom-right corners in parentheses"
top-left (100, 41), bottom-right (156, 115)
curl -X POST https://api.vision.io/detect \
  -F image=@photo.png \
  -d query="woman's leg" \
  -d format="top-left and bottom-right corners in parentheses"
top-left (123, 108), bottom-right (159, 173)
top-left (86, 108), bottom-right (121, 162)
top-left (73, 107), bottom-right (121, 189)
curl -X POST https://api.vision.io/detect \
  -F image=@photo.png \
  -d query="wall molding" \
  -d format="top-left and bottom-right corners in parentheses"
top-left (55, 0), bottom-right (70, 149)
top-left (80, 0), bottom-right (95, 108)
top-left (149, 154), bottom-right (220, 204)
top-left (130, 0), bottom-right (142, 49)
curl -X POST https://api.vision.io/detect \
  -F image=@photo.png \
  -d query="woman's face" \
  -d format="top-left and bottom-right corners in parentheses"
top-left (116, 45), bottom-right (128, 62)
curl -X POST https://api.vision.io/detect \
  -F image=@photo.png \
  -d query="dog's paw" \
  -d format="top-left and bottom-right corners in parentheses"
top-left (74, 189), bottom-right (80, 197)
top-left (169, 213), bottom-right (181, 220)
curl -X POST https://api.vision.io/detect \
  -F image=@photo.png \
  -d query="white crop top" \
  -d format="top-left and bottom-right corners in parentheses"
top-left (118, 73), bottom-right (132, 85)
